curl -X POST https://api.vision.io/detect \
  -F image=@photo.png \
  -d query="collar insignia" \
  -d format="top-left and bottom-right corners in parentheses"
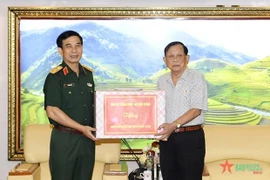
top-left (63, 67), bottom-right (69, 76)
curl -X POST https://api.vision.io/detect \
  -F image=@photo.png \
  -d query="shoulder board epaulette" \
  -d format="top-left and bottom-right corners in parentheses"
top-left (50, 66), bottom-right (63, 74)
top-left (83, 65), bottom-right (94, 73)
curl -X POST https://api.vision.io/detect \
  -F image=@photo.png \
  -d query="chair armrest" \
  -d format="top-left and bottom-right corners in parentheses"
top-left (8, 163), bottom-right (41, 180)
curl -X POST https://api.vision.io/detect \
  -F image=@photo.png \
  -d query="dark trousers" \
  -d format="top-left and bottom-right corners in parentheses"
top-left (159, 128), bottom-right (205, 180)
top-left (49, 129), bottom-right (95, 180)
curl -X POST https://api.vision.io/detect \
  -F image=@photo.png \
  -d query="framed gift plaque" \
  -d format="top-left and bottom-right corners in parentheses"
top-left (96, 90), bottom-right (165, 138)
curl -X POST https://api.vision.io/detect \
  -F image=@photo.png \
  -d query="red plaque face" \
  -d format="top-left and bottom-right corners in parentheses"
top-left (104, 95), bottom-right (157, 135)
top-left (96, 91), bottom-right (165, 138)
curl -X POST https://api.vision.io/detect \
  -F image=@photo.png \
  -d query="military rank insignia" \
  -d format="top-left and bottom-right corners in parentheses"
top-left (83, 65), bottom-right (94, 72)
top-left (50, 66), bottom-right (63, 74)
top-left (63, 67), bottom-right (69, 76)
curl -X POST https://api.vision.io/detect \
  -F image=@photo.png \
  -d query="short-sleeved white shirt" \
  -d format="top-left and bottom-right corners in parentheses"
top-left (157, 68), bottom-right (208, 126)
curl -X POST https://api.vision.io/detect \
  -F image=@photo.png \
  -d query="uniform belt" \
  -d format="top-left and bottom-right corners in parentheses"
top-left (174, 125), bottom-right (202, 133)
top-left (54, 125), bottom-right (83, 135)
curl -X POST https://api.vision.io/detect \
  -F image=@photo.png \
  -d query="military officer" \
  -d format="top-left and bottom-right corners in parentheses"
top-left (43, 30), bottom-right (97, 180)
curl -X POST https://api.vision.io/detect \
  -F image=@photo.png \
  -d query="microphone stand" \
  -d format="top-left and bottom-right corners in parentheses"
top-left (121, 139), bottom-right (143, 168)
top-left (121, 139), bottom-right (147, 180)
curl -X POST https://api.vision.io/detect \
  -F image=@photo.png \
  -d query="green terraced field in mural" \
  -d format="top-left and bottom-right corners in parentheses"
top-left (21, 85), bottom-right (264, 128)
top-left (206, 99), bottom-right (262, 125)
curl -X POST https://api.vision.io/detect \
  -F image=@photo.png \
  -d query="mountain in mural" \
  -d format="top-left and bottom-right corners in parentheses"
top-left (20, 21), bottom-right (257, 93)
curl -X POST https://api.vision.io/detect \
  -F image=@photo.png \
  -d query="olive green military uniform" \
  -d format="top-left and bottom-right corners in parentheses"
top-left (43, 61), bottom-right (95, 180)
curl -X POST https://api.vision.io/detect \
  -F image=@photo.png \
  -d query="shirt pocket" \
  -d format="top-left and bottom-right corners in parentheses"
top-left (181, 88), bottom-right (191, 105)
top-left (62, 85), bottom-right (77, 109)
top-left (85, 86), bottom-right (94, 103)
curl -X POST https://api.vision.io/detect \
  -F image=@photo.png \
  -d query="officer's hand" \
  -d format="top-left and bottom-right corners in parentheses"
top-left (155, 123), bottom-right (175, 141)
top-left (82, 126), bottom-right (98, 141)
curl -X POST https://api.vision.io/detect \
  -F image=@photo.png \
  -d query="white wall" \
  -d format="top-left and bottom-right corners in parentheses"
top-left (1, 0), bottom-right (270, 179)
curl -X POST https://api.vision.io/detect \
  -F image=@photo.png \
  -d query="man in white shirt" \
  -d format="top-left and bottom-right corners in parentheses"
top-left (155, 41), bottom-right (208, 180)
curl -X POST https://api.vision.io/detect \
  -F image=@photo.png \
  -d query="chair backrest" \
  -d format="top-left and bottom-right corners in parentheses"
top-left (24, 124), bottom-right (52, 163)
top-left (204, 125), bottom-right (270, 163)
top-left (24, 124), bottom-right (122, 164)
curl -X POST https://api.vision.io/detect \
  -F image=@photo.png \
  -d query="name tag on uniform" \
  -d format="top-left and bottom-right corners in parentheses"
top-left (63, 83), bottom-right (75, 87)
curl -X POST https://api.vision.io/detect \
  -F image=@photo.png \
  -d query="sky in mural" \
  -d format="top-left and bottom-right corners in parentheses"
top-left (20, 19), bottom-right (270, 59)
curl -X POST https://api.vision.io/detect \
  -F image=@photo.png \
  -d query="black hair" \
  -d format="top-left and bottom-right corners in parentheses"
top-left (164, 41), bottom-right (188, 56)
top-left (56, 30), bottom-right (83, 48)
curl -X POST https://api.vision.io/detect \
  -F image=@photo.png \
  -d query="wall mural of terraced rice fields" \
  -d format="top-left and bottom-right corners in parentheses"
top-left (19, 19), bottom-right (270, 151)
